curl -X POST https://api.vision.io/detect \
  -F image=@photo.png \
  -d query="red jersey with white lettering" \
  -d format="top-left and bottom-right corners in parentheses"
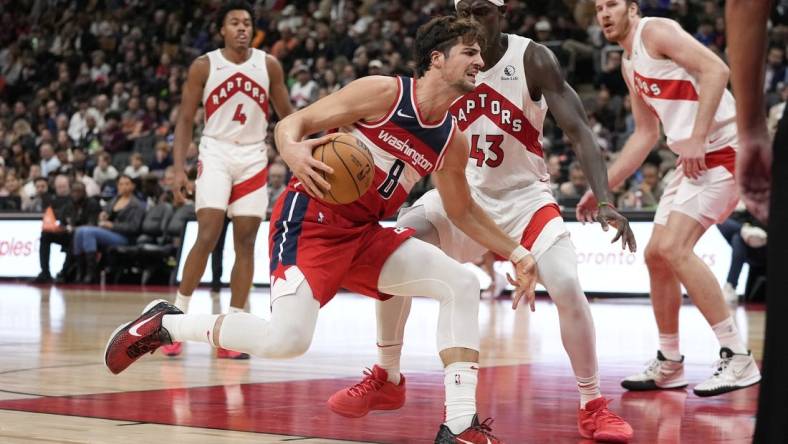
top-left (622, 17), bottom-right (737, 154)
top-left (202, 48), bottom-right (270, 145)
top-left (449, 34), bottom-right (555, 224)
top-left (329, 76), bottom-right (455, 223)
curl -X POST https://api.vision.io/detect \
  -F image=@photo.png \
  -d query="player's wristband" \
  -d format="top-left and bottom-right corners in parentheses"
top-left (597, 201), bottom-right (615, 209)
top-left (509, 245), bottom-right (530, 263)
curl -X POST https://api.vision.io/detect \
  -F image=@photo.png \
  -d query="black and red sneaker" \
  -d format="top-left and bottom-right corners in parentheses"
top-left (434, 414), bottom-right (503, 443)
top-left (104, 299), bottom-right (182, 374)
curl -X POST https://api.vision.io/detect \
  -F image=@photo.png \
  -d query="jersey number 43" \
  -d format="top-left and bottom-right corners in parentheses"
top-left (469, 134), bottom-right (504, 168)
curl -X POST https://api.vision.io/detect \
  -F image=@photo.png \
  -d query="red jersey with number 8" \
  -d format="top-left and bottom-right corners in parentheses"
top-left (201, 48), bottom-right (270, 145)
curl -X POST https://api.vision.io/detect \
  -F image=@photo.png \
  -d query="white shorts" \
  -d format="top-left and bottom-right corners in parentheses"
top-left (653, 165), bottom-right (738, 229)
top-left (196, 136), bottom-right (269, 219)
top-left (403, 186), bottom-right (569, 263)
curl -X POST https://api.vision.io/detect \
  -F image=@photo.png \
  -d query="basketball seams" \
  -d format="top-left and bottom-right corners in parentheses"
top-left (331, 139), bottom-right (362, 199)
top-left (318, 143), bottom-right (341, 205)
top-left (332, 140), bottom-right (374, 189)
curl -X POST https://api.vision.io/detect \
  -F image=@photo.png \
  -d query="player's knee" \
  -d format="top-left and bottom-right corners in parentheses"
top-left (644, 242), bottom-right (666, 267)
top-left (655, 238), bottom-right (690, 266)
top-left (453, 268), bottom-right (481, 303)
top-left (260, 324), bottom-right (312, 359)
top-left (546, 269), bottom-right (584, 310)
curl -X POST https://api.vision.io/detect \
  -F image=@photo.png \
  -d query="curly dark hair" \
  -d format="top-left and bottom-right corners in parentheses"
top-left (216, 1), bottom-right (255, 31)
top-left (414, 16), bottom-right (485, 77)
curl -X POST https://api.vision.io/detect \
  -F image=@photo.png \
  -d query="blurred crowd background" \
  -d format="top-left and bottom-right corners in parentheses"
top-left (0, 0), bottom-right (781, 287)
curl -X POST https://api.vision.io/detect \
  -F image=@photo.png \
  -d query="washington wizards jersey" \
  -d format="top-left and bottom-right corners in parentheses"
top-left (201, 48), bottom-right (270, 145)
top-left (338, 76), bottom-right (455, 223)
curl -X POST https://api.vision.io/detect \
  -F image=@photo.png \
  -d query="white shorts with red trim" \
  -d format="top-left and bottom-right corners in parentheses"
top-left (653, 163), bottom-right (739, 229)
top-left (196, 136), bottom-right (269, 219)
top-left (403, 185), bottom-right (568, 262)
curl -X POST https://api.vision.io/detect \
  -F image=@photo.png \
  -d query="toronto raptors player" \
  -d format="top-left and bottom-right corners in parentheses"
top-left (105, 17), bottom-right (538, 443)
top-left (163, 1), bottom-right (293, 358)
top-left (580, 0), bottom-right (761, 396)
top-left (328, 1), bottom-right (636, 442)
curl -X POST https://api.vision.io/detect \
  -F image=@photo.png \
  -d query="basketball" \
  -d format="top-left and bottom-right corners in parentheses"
top-left (312, 133), bottom-right (375, 205)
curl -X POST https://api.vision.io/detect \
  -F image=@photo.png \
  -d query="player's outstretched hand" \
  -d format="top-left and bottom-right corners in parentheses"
top-left (674, 136), bottom-right (707, 180)
top-left (509, 254), bottom-right (538, 312)
top-left (576, 190), bottom-right (598, 223)
top-left (280, 135), bottom-right (335, 199)
top-left (597, 205), bottom-right (637, 252)
top-left (737, 128), bottom-right (771, 224)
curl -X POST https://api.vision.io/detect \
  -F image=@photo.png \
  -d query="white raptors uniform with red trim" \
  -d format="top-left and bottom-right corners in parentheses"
top-left (624, 17), bottom-right (738, 228)
top-left (196, 48), bottom-right (271, 219)
top-left (408, 34), bottom-right (568, 262)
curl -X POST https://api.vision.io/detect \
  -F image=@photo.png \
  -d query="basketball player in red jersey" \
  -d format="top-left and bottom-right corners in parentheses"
top-left (106, 17), bottom-right (536, 443)
top-left (330, 2), bottom-right (635, 442)
top-left (578, 0), bottom-right (760, 396)
top-left (162, 1), bottom-right (294, 358)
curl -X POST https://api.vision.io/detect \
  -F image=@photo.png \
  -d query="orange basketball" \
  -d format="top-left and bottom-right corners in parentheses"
top-left (312, 133), bottom-right (375, 205)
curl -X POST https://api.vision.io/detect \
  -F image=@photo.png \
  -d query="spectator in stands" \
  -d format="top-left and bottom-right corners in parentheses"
top-left (93, 152), bottom-right (118, 186)
top-left (290, 63), bottom-right (319, 109)
top-left (39, 142), bottom-right (60, 176)
top-left (266, 163), bottom-right (288, 220)
top-left (637, 162), bottom-right (664, 209)
top-left (123, 152), bottom-right (148, 179)
top-left (717, 206), bottom-right (768, 303)
top-left (0, 170), bottom-right (28, 210)
top-left (72, 174), bottom-right (144, 284)
top-left (34, 181), bottom-right (101, 283)
top-left (596, 50), bottom-right (627, 97)
top-left (25, 177), bottom-right (51, 212)
top-left (149, 141), bottom-right (172, 175)
top-left (74, 167), bottom-right (101, 198)
top-left (22, 164), bottom-right (42, 199)
top-left (558, 161), bottom-right (588, 206)
top-left (101, 111), bottom-right (127, 154)
top-left (764, 46), bottom-right (786, 94)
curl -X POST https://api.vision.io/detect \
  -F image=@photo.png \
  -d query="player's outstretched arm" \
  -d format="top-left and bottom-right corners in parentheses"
top-left (644, 18), bottom-right (730, 179)
top-left (433, 130), bottom-right (538, 311)
top-left (726, 0), bottom-right (772, 223)
top-left (527, 44), bottom-right (635, 251)
top-left (265, 55), bottom-right (295, 120)
top-left (273, 76), bottom-right (398, 198)
top-left (576, 68), bottom-right (659, 227)
top-left (172, 56), bottom-right (209, 203)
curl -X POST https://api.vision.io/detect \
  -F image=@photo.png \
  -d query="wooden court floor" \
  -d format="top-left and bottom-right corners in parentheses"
top-left (0, 284), bottom-right (763, 443)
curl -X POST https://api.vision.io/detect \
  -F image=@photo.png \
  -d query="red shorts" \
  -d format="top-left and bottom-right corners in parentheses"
top-left (268, 189), bottom-right (414, 307)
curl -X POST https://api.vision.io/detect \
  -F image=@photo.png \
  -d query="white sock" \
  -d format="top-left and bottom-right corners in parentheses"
top-left (174, 291), bottom-right (191, 313)
top-left (659, 332), bottom-right (681, 361)
top-left (377, 343), bottom-right (402, 384)
top-left (227, 305), bottom-right (244, 314)
top-left (711, 317), bottom-right (748, 354)
top-left (444, 362), bottom-right (478, 434)
top-left (162, 314), bottom-right (220, 346)
top-left (576, 373), bottom-right (602, 408)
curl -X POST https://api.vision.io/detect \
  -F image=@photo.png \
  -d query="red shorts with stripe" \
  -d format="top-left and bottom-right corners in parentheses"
top-left (195, 136), bottom-right (269, 219)
top-left (268, 188), bottom-right (414, 307)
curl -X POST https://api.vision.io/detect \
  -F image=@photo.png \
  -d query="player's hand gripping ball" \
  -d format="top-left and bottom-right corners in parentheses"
top-left (312, 133), bottom-right (374, 205)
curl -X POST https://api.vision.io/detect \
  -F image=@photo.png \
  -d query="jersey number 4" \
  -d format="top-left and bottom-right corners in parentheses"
top-left (232, 104), bottom-right (247, 125)
top-left (470, 134), bottom-right (504, 168)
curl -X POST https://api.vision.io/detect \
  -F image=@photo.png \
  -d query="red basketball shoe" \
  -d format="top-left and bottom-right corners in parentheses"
top-left (104, 299), bottom-right (182, 374)
top-left (327, 365), bottom-right (406, 418)
top-left (160, 342), bottom-right (183, 357)
top-left (216, 347), bottom-right (250, 360)
top-left (578, 397), bottom-right (634, 442)
top-left (434, 415), bottom-right (503, 443)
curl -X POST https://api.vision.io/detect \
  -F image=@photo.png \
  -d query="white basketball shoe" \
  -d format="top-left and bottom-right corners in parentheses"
top-left (693, 347), bottom-right (761, 397)
top-left (621, 351), bottom-right (688, 391)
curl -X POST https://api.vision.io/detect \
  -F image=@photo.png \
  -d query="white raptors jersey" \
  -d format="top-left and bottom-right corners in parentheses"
top-left (623, 17), bottom-right (737, 154)
top-left (450, 34), bottom-right (553, 219)
top-left (202, 48), bottom-right (270, 145)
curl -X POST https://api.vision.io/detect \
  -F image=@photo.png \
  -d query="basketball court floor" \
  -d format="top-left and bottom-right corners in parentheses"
top-left (0, 283), bottom-right (761, 443)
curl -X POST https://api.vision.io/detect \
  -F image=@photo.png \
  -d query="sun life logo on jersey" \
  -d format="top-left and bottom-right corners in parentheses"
top-left (501, 64), bottom-right (519, 80)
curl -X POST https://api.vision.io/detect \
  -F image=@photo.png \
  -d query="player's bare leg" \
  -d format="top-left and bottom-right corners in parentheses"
top-left (624, 212), bottom-right (760, 396)
top-left (228, 216), bottom-right (261, 311)
top-left (161, 208), bottom-right (228, 357)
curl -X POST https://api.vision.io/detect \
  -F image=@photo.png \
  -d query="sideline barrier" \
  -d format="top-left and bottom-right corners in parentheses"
top-left (176, 216), bottom-right (747, 295)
